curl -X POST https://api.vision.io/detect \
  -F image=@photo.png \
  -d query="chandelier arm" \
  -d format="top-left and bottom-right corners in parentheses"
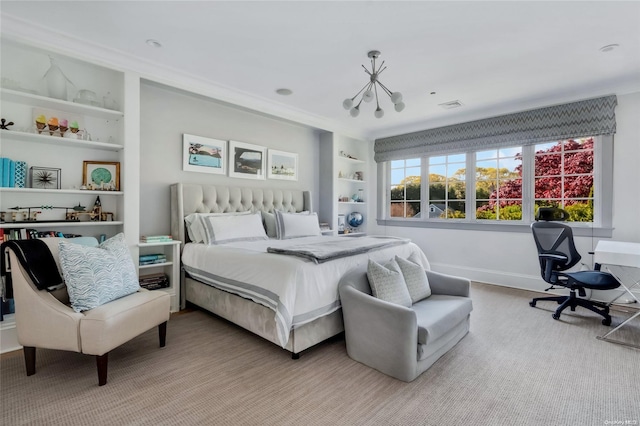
top-left (376, 80), bottom-right (394, 97)
top-left (351, 81), bottom-right (371, 99)
top-left (377, 60), bottom-right (385, 73)
top-left (374, 83), bottom-right (380, 109)
top-left (361, 64), bottom-right (373, 76)
top-left (377, 66), bottom-right (387, 77)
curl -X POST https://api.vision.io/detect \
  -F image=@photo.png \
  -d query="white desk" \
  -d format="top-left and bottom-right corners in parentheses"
top-left (593, 240), bottom-right (640, 349)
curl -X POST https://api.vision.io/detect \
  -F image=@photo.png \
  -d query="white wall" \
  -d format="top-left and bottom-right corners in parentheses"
top-left (139, 81), bottom-right (321, 236)
top-left (373, 91), bottom-right (640, 298)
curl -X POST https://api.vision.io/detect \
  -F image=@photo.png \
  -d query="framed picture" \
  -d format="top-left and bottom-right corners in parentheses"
top-left (83, 161), bottom-right (120, 191)
top-left (182, 134), bottom-right (227, 175)
top-left (29, 166), bottom-right (61, 189)
top-left (229, 140), bottom-right (266, 180)
top-left (267, 149), bottom-right (298, 181)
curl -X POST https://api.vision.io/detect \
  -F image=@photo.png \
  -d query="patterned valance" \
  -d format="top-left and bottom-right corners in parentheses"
top-left (374, 95), bottom-right (617, 162)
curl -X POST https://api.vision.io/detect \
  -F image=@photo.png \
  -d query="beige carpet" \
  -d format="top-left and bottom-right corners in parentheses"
top-left (1, 283), bottom-right (639, 426)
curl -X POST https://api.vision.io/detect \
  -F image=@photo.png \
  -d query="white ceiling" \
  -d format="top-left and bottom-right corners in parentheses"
top-left (2, 1), bottom-right (640, 140)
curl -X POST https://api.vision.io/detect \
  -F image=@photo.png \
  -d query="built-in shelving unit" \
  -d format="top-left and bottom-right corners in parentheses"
top-left (318, 132), bottom-right (371, 236)
top-left (138, 240), bottom-right (181, 312)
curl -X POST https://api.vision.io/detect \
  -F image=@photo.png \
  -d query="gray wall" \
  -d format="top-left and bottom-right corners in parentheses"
top-left (139, 81), bottom-right (320, 236)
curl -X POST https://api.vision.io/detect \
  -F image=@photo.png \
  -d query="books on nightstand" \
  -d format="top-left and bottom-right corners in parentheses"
top-left (139, 272), bottom-right (170, 290)
top-left (140, 235), bottom-right (173, 243)
top-left (139, 253), bottom-right (167, 265)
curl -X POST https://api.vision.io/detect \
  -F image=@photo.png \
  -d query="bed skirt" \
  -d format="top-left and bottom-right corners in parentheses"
top-left (185, 276), bottom-right (344, 356)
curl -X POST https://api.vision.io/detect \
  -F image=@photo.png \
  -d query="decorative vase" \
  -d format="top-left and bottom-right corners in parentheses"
top-left (43, 56), bottom-right (73, 100)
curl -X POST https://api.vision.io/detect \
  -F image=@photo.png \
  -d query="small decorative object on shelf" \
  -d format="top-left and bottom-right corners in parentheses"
top-left (43, 56), bottom-right (73, 101)
top-left (91, 196), bottom-right (102, 221)
top-left (347, 212), bottom-right (364, 228)
top-left (337, 214), bottom-right (346, 233)
top-left (0, 118), bottom-right (14, 130)
top-left (29, 166), bottom-right (61, 189)
top-left (339, 150), bottom-right (358, 160)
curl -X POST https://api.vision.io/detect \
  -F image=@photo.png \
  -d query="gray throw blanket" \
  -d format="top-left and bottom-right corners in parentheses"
top-left (267, 236), bottom-right (410, 263)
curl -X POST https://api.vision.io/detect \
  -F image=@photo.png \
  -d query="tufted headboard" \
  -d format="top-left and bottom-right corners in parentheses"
top-left (170, 183), bottom-right (312, 246)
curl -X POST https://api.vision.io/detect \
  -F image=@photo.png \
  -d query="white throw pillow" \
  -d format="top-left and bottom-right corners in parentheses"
top-left (274, 210), bottom-right (320, 239)
top-left (396, 254), bottom-right (431, 303)
top-left (58, 233), bottom-right (140, 312)
top-left (367, 259), bottom-right (412, 307)
top-left (185, 211), bottom-right (251, 243)
top-left (200, 212), bottom-right (268, 244)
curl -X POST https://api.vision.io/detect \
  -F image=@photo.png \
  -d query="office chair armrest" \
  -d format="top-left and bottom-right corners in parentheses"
top-left (538, 252), bottom-right (569, 263)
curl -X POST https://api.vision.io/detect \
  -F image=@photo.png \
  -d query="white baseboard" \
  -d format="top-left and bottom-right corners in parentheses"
top-left (430, 262), bottom-right (640, 305)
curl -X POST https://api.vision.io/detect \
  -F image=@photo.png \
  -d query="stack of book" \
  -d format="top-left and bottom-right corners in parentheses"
top-left (319, 222), bottom-right (331, 232)
top-left (138, 273), bottom-right (170, 290)
top-left (140, 235), bottom-right (173, 243)
top-left (139, 253), bottom-right (167, 266)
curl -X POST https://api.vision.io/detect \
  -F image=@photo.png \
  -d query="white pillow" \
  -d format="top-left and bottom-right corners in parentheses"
top-left (263, 210), bottom-right (310, 238)
top-left (185, 211), bottom-right (251, 243)
top-left (200, 212), bottom-right (268, 244)
top-left (274, 210), bottom-right (320, 239)
top-left (396, 254), bottom-right (431, 303)
top-left (367, 259), bottom-right (412, 307)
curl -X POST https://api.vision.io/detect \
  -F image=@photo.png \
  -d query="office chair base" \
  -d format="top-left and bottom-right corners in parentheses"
top-left (530, 293), bottom-right (612, 326)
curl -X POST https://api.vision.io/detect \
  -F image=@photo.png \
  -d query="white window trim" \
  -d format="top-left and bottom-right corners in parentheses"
top-left (377, 136), bottom-right (613, 237)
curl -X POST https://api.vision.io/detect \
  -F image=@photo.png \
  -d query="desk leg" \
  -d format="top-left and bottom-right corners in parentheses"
top-left (597, 309), bottom-right (640, 349)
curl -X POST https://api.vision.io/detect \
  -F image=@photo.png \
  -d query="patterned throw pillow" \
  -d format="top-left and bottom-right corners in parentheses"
top-left (366, 259), bottom-right (412, 307)
top-left (59, 233), bottom-right (140, 312)
top-left (396, 254), bottom-right (431, 303)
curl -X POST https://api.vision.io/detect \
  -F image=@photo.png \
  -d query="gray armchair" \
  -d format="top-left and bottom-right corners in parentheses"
top-left (338, 265), bottom-right (472, 382)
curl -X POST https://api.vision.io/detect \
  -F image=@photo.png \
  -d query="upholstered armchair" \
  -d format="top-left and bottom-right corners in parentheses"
top-left (338, 264), bottom-right (472, 382)
top-left (4, 237), bottom-right (170, 386)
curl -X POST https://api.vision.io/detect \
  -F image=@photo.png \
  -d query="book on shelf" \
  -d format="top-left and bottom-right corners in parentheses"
top-left (139, 258), bottom-right (167, 266)
top-left (0, 228), bottom-right (82, 242)
top-left (139, 253), bottom-right (166, 261)
top-left (139, 272), bottom-right (170, 290)
top-left (140, 235), bottom-right (173, 243)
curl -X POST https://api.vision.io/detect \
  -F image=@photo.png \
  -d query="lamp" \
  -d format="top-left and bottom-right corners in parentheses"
top-left (342, 50), bottom-right (405, 118)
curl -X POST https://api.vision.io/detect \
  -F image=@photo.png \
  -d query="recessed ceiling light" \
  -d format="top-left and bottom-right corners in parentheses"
top-left (276, 88), bottom-right (293, 96)
top-left (599, 44), bottom-right (619, 53)
top-left (146, 39), bottom-right (162, 48)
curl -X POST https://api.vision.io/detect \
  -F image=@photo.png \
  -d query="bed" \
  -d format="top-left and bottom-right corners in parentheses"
top-left (170, 183), bottom-right (429, 357)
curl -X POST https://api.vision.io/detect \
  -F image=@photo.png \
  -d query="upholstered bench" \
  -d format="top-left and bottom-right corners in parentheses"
top-left (338, 262), bottom-right (472, 382)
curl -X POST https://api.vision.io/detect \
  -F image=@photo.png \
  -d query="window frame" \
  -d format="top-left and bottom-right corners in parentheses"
top-left (377, 135), bottom-right (613, 237)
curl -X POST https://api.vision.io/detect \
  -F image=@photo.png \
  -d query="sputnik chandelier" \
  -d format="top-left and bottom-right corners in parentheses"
top-left (342, 50), bottom-right (405, 118)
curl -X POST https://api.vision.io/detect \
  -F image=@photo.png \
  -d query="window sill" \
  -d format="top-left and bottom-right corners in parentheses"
top-left (376, 218), bottom-right (613, 238)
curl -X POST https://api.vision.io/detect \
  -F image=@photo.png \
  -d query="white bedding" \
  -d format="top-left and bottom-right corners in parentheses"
top-left (181, 235), bottom-right (429, 347)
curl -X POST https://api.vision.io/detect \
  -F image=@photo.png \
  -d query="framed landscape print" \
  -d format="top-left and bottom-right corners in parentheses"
top-left (82, 161), bottom-right (120, 191)
top-left (229, 140), bottom-right (266, 180)
top-left (183, 134), bottom-right (227, 175)
top-left (267, 149), bottom-right (298, 181)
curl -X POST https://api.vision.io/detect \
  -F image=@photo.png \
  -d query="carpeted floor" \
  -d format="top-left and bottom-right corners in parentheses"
top-left (1, 282), bottom-right (639, 426)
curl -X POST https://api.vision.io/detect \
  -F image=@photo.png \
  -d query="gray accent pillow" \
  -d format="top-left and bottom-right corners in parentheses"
top-left (59, 233), bottom-right (140, 312)
top-left (396, 253), bottom-right (431, 303)
top-left (367, 259), bottom-right (412, 307)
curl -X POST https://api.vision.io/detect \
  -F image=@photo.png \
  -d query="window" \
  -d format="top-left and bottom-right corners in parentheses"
top-left (390, 158), bottom-right (421, 218)
top-left (383, 136), bottom-right (606, 228)
top-left (533, 138), bottom-right (594, 222)
top-left (428, 154), bottom-right (466, 219)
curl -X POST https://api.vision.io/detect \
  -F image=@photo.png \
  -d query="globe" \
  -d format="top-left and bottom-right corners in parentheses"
top-left (347, 212), bottom-right (364, 228)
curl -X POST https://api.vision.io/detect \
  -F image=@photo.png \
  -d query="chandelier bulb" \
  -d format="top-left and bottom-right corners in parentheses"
top-left (363, 89), bottom-right (375, 103)
top-left (394, 102), bottom-right (405, 112)
top-left (350, 106), bottom-right (360, 117)
top-left (390, 92), bottom-right (403, 104)
top-left (342, 98), bottom-right (354, 110)
top-left (374, 107), bottom-right (384, 118)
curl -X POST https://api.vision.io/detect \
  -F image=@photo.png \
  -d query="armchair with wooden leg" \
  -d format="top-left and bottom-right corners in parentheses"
top-left (3, 235), bottom-right (170, 386)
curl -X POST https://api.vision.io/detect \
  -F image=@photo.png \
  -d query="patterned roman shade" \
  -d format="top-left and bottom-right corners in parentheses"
top-left (374, 95), bottom-right (617, 162)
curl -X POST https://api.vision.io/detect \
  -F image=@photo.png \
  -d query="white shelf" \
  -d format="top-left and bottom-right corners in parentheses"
top-left (338, 178), bottom-right (366, 183)
top-left (1, 129), bottom-right (124, 151)
top-left (338, 232), bottom-right (366, 237)
top-left (1, 88), bottom-right (124, 119)
top-left (338, 201), bottom-right (366, 205)
top-left (139, 261), bottom-right (174, 269)
top-left (337, 156), bottom-right (365, 164)
top-left (0, 187), bottom-right (123, 195)
top-left (0, 221), bottom-right (123, 229)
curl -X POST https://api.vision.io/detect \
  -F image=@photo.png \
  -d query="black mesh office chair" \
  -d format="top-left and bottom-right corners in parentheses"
top-left (530, 214), bottom-right (620, 325)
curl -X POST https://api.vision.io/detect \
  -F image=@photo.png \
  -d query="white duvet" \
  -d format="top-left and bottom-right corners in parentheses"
top-left (181, 235), bottom-right (429, 347)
